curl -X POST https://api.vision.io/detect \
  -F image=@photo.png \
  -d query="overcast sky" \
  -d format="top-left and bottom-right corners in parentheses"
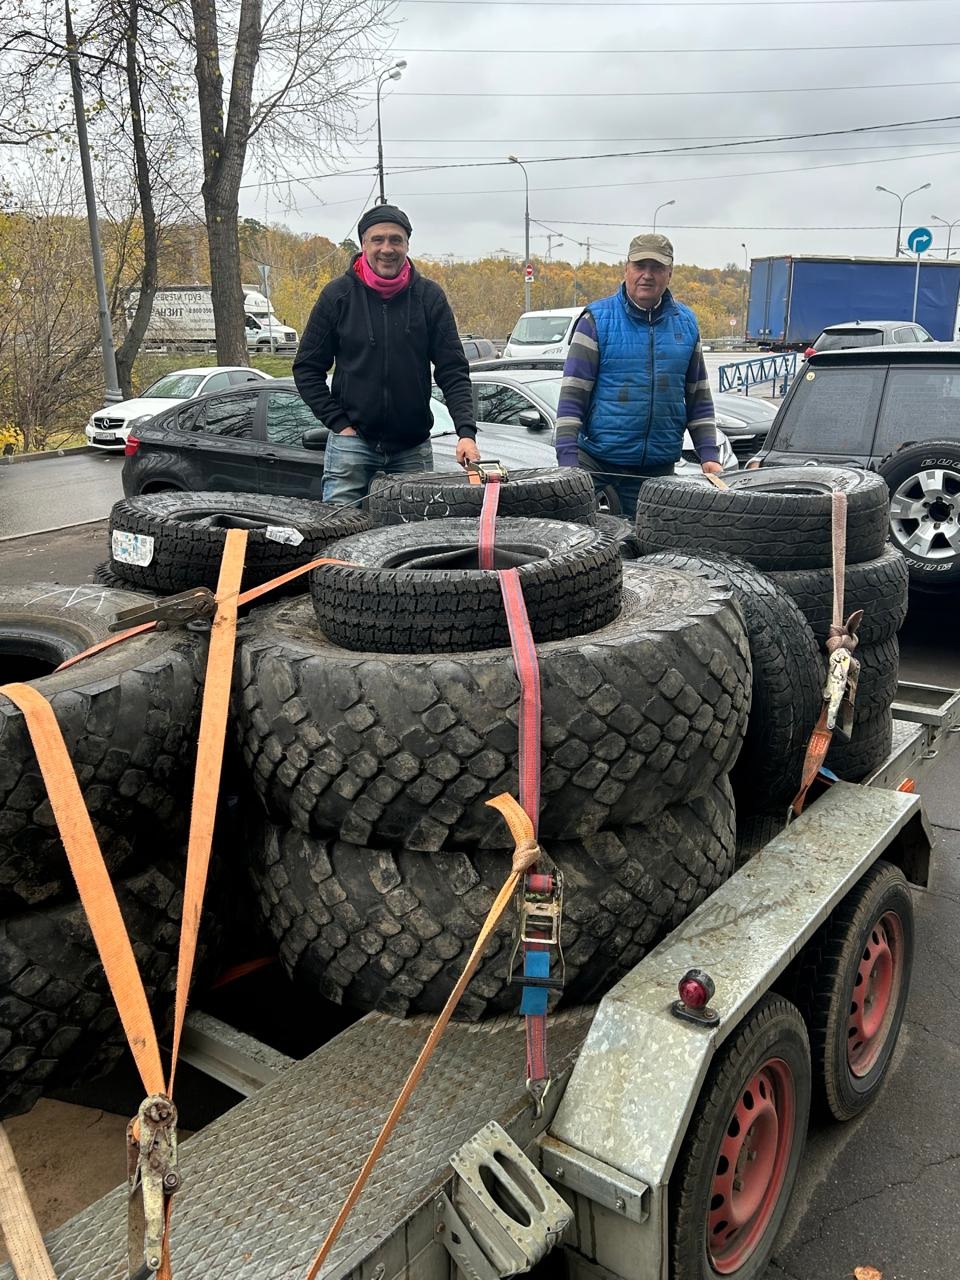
top-left (241, 0), bottom-right (960, 270)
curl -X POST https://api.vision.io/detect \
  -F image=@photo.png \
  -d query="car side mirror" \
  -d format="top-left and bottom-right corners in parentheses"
top-left (518, 408), bottom-right (547, 431)
top-left (302, 427), bottom-right (327, 450)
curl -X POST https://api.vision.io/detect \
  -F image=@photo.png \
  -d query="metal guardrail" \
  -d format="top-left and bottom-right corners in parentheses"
top-left (718, 352), bottom-right (799, 397)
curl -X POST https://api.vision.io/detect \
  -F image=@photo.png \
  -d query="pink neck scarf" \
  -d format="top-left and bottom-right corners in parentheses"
top-left (354, 254), bottom-right (412, 299)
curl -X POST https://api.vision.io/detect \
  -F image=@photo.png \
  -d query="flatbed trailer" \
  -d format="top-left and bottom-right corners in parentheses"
top-left (8, 683), bottom-right (959, 1280)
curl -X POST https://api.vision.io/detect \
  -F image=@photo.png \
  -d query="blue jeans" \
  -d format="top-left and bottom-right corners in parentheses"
top-left (321, 433), bottom-right (434, 506)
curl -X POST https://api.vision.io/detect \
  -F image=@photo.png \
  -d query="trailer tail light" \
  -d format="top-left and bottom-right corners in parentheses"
top-left (672, 968), bottom-right (720, 1026)
top-left (125, 435), bottom-right (141, 456)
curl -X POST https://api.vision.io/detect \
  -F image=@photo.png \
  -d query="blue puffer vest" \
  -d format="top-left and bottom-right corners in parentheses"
top-left (579, 286), bottom-right (700, 468)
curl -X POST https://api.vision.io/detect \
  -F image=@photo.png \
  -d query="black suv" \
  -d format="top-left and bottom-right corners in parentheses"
top-left (122, 378), bottom-right (328, 499)
top-left (753, 343), bottom-right (960, 590)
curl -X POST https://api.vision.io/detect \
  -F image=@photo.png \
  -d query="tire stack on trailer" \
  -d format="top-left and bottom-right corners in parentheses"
top-left (634, 468), bottom-right (909, 857)
top-left (234, 467), bottom-right (753, 1019)
top-left (0, 585), bottom-right (221, 1115)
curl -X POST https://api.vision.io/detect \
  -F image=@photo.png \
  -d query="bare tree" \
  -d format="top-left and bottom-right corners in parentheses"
top-left (188, 0), bottom-right (394, 364)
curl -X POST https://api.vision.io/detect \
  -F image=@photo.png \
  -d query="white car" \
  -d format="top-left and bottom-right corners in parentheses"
top-left (84, 366), bottom-right (272, 452)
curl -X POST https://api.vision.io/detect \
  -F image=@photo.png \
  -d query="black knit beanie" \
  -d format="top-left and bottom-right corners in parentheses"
top-left (357, 204), bottom-right (413, 239)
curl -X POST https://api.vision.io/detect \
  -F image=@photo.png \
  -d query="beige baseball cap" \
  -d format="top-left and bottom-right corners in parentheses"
top-left (627, 233), bottom-right (674, 266)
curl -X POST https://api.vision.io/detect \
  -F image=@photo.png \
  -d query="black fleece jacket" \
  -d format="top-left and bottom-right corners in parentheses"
top-left (292, 257), bottom-right (476, 448)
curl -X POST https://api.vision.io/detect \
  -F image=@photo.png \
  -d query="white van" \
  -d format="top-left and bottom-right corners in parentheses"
top-left (502, 306), bottom-right (584, 359)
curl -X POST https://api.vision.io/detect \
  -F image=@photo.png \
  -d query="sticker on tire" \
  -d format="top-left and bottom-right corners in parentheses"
top-left (112, 529), bottom-right (155, 565)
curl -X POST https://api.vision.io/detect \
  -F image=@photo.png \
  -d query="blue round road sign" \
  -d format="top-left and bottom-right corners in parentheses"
top-left (907, 226), bottom-right (933, 254)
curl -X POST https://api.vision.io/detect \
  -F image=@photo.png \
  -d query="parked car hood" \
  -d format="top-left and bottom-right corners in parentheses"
top-left (91, 396), bottom-right (184, 420)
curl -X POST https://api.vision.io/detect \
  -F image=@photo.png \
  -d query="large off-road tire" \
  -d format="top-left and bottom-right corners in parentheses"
top-left (639, 553), bottom-right (822, 813)
top-left (670, 995), bottom-right (811, 1280)
top-left (879, 440), bottom-right (960, 591)
top-left (0, 860), bottom-right (219, 1118)
top-left (367, 467), bottom-right (598, 526)
top-left (107, 492), bottom-right (370, 595)
top-left (0, 585), bottom-right (207, 909)
top-left (247, 776), bottom-right (736, 1020)
top-left (310, 518), bottom-right (623, 653)
top-left (635, 468), bottom-right (890, 570)
top-left (234, 564), bottom-right (751, 850)
top-left (827, 710), bottom-right (893, 782)
top-left (766, 546), bottom-right (909, 647)
top-left (93, 560), bottom-right (143, 591)
top-left (784, 861), bottom-right (913, 1122)
top-left (594, 513), bottom-right (640, 560)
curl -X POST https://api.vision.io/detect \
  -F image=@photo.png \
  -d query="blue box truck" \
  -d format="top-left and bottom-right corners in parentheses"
top-left (746, 254), bottom-right (960, 349)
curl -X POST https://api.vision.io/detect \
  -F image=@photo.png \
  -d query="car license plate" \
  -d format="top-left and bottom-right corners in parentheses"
top-left (94, 433), bottom-right (117, 444)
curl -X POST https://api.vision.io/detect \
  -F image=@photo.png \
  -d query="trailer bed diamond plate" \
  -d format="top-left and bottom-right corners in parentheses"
top-left (5, 1009), bottom-right (592, 1280)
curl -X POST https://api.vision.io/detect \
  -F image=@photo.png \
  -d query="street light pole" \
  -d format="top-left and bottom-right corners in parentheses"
top-left (740, 242), bottom-right (749, 340)
top-left (508, 155), bottom-right (532, 312)
top-left (65, 0), bottom-right (121, 403)
top-left (931, 213), bottom-right (960, 258)
top-left (375, 60), bottom-right (406, 206)
top-left (876, 182), bottom-right (931, 257)
top-left (652, 199), bottom-right (676, 233)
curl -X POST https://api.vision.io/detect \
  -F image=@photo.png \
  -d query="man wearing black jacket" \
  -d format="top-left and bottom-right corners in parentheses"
top-left (293, 205), bottom-right (480, 504)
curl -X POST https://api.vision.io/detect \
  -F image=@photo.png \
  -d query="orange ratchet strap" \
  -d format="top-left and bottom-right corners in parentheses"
top-left (0, 527), bottom-right (248, 1279)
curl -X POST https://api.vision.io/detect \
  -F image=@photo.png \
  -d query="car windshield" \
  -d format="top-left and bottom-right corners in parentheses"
top-left (772, 366), bottom-right (885, 455)
top-left (140, 373), bottom-right (205, 398)
top-left (509, 316), bottom-right (573, 345)
top-left (814, 330), bottom-right (882, 352)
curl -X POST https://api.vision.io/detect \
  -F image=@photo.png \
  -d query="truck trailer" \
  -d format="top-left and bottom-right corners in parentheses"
top-left (127, 285), bottom-right (299, 351)
top-left (746, 255), bottom-right (960, 349)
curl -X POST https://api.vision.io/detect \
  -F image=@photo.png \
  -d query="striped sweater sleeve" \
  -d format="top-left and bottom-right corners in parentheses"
top-left (686, 340), bottom-right (720, 464)
top-left (555, 310), bottom-right (599, 466)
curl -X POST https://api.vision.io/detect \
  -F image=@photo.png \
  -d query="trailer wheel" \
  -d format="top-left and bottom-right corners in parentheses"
top-left (791, 860), bottom-right (913, 1122)
top-left (670, 995), bottom-right (810, 1279)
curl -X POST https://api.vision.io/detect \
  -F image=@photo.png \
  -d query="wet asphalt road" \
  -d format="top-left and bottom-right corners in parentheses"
top-left (0, 451), bottom-right (124, 539)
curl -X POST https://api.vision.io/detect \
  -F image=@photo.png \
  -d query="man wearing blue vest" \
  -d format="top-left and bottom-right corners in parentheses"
top-left (555, 233), bottom-right (722, 516)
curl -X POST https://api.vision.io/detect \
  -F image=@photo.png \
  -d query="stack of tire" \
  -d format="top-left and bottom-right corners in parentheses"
top-left (97, 491), bottom-right (372, 594)
top-left (634, 467), bottom-right (908, 854)
top-left (0, 584), bottom-right (221, 1116)
top-left (234, 466), bottom-right (753, 1020)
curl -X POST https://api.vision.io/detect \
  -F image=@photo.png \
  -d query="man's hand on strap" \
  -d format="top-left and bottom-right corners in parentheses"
top-left (457, 436), bottom-right (481, 466)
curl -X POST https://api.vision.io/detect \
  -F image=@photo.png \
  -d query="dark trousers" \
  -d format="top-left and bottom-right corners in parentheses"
top-left (578, 451), bottom-right (675, 519)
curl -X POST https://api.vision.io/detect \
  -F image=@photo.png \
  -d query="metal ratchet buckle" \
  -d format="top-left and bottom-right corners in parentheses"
top-left (823, 647), bottom-right (860, 734)
top-left (464, 458), bottom-right (510, 484)
top-left (110, 586), bottom-right (218, 633)
top-left (508, 870), bottom-right (566, 992)
top-left (127, 1094), bottom-right (181, 1277)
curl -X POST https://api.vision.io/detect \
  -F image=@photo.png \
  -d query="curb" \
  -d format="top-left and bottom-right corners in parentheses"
top-left (1, 445), bottom-right (97, 465)
top-left (0, 517), bottom-right (107, 543)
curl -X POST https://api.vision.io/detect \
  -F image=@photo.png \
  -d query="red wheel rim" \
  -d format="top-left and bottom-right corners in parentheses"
top-left (707, 1057), bottom-right (796, 1273)
top-left (847, 910), bottom-right (904, 1078)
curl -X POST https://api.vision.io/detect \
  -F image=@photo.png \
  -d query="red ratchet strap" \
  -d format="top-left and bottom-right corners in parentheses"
top-left (478, 479), bottom-right (557, 1111)
top-left (790, 489), bottom-right (862, 817)
top-left (477, 473), bottom-right (502, 570)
